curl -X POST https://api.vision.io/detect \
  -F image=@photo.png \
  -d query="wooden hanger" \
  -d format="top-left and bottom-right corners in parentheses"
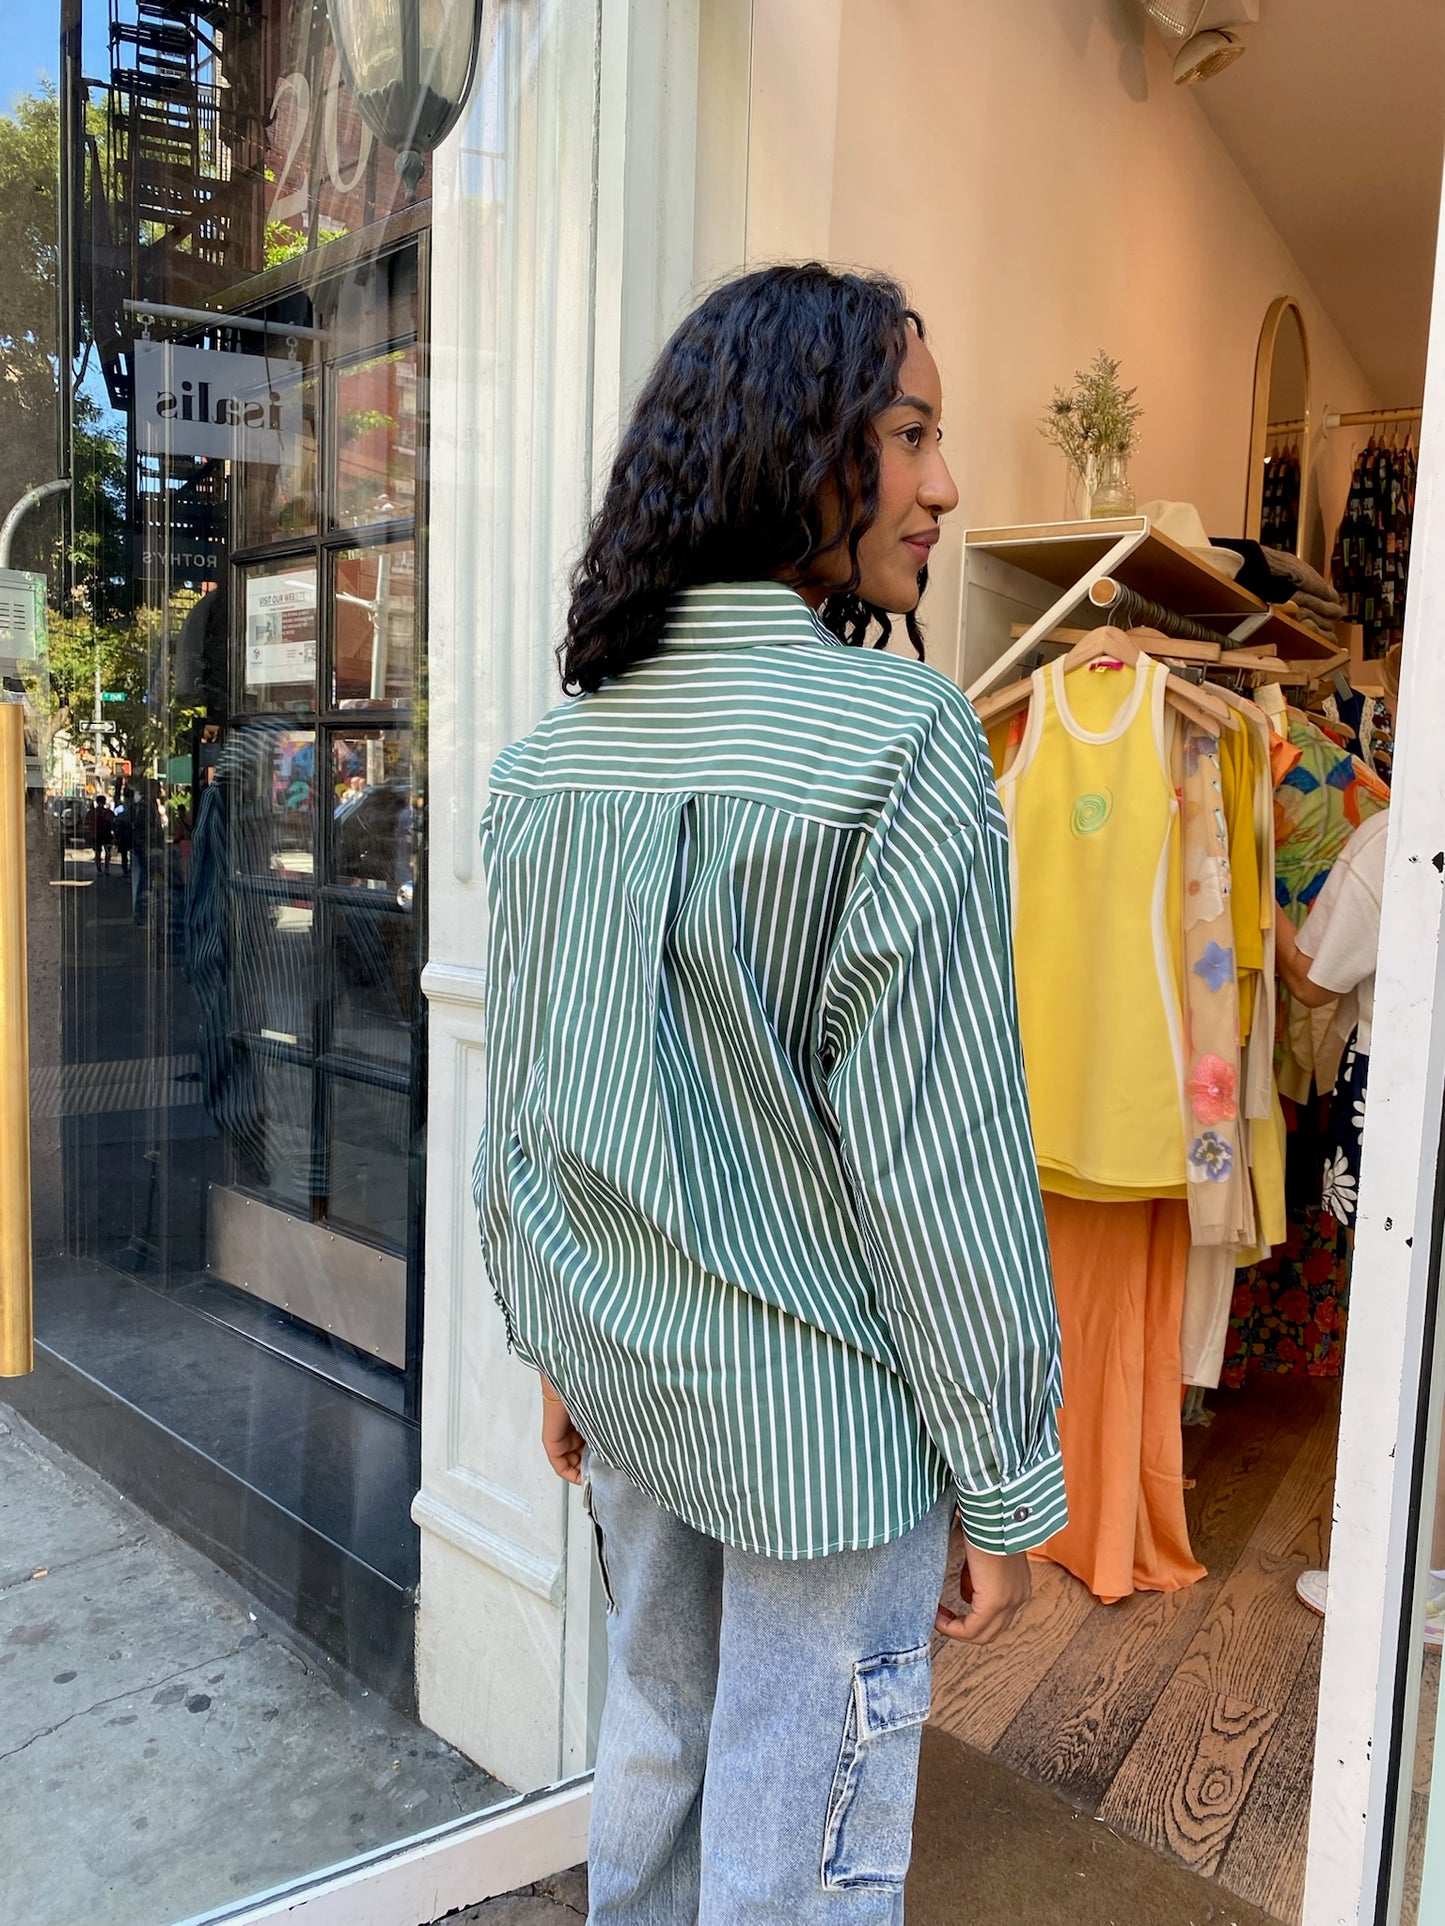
top-left (1067, 626), bottom-right (1233, 733)
top-left (974, 621), bottom-right (1150, 724)
top-left (1058, 624), bottom-right (1140, 673)
top-left (974, 626), bottom-right (1233, 735)
top-left (974, 673), bottom-right (1034, 729)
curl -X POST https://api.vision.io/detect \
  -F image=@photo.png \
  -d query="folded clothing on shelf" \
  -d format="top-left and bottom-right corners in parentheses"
top-left (1211, 538), bottom-right (1297, 602)
top-left (1260, 545), bottom-right (1346, 613)
top-left (1277, 599), bottom-right (1341, 641)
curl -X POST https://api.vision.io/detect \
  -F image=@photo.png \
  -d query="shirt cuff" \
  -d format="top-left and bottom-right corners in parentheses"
top-left (955, 1451), bottom-right (1068, 1555)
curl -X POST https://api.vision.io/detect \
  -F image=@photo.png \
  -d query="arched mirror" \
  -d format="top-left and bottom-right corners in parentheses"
top-left (1245, 296), bottom-right (1311, 556)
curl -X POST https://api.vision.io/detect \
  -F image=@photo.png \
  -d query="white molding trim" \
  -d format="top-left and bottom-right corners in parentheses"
top-left (174, 1780), bottom-right (591, 1926)
top-left (419, 960), bottom-right (489, 1009)
top-left (1304, 146), bottom-right (1445, 1926)
top-left (411, 1490), bottom-right (566, 1607)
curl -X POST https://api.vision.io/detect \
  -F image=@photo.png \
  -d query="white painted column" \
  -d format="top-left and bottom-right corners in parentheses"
top-left (1304, 151), bottom-right (1445, 1926)
top-left (416, 0), bottom-right (711, 1792)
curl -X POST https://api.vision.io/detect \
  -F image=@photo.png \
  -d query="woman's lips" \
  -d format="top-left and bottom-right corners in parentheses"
top-left (902, 533), bottom-right (938, 565)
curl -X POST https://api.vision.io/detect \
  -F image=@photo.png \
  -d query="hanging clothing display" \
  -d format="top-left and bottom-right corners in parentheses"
top-left (989, 638), bottom-right (1278, 1598)
top-left (1260, 446), bottom-right (1301, 553)
top-left (1331, 437), bottom-right (1417, 656)
top-left (1272, 714), bottom-right (1389, 1102)
top-left (1226, 742), bottom-right (1387, 1385)
top-left (975, 579), bottom-right (1399, 1588)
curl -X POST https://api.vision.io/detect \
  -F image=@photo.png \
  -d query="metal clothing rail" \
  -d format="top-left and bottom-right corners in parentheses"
top-left (1323, 404), bottom-right (1422, 434)
top-left (1088, 577), bottom-right (1227, 644)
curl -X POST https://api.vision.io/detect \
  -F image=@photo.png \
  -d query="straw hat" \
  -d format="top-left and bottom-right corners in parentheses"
top-left (1137, 500), bottom-right (1246, 581)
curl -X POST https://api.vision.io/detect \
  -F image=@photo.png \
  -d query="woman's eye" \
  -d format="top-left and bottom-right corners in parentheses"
top-left (900, 424), bottom-right (925, 447)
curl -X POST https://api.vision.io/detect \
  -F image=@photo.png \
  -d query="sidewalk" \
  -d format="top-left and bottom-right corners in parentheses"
top-left (435, 1869), bottom-right (588, 1923)
top-left (0, 1404), bottom-right (504, 1926)
top-left (3, 1398), bottom-right (1277, 1926)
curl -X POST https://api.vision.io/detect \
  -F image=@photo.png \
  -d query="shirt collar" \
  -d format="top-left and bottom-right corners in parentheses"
top-left (660, 581), bottom-right (843, 651)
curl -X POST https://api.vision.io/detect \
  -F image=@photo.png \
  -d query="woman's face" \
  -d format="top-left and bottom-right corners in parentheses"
top-left (799, 331), bottom-right (959, 613)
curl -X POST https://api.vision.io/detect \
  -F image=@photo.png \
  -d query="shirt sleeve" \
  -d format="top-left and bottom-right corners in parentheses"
top-left (1297, 818), bottom-right (1387, 998)
top-left (818, 697), bottom-right (1066, 1555)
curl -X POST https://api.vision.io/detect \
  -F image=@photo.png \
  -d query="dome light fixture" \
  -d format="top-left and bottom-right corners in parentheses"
top-left (325, 0), bottom-right (484, 198)
top-left (1172, 26), bottom-right (1248, 83)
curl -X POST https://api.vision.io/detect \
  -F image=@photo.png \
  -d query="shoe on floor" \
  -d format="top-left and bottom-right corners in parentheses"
top-left (1297, 1568), bottom-right (1328, 1618)
top-left (1300, 1566), bottom-right (1445, 1647)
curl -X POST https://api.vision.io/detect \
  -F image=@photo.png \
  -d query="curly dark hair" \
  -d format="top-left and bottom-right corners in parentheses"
top-left (560, 263), bottom-right (928, 693)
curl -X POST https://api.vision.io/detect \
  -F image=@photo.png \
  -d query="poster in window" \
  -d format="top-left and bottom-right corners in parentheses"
top-left (246, 569), bottom-right (317, 689)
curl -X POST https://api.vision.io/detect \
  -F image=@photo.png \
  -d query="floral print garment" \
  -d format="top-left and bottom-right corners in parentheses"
top-left (1223, 1041), bottom-right (1368, 1385)
top-left (1178, 724), bottom-right (1255, 1248)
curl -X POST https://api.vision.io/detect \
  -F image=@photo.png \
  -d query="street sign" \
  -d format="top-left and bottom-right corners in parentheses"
top-left (101, 691), bottom-right (125, 702)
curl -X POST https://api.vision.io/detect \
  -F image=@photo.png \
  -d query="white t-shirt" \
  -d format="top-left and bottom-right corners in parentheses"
top-left (1297, 810), bottom-right (1389, 1054)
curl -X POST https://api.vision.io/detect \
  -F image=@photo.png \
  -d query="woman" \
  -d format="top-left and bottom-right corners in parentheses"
top-left (475, 264), bottom-right (1064, 1922)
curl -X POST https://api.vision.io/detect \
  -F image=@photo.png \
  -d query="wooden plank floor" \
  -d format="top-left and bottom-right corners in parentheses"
top-left (929, 1374), bottom-right (1339, 1925)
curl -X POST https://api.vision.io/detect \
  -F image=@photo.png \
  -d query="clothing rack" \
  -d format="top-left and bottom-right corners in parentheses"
top-left (1088, 578), bottom-right (1223, 644)
top-left (1323, 405), bottom-right (1421, 436)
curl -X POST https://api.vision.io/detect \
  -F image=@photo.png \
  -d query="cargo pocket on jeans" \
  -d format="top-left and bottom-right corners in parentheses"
top-left (579, 1456), bottom-right (617, 1615)
top-left (821, 1643), bottom-right (932, 1892)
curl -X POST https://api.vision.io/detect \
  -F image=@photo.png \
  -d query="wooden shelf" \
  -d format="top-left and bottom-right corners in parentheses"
top-left (963, 519), bottom-right (1342, 664)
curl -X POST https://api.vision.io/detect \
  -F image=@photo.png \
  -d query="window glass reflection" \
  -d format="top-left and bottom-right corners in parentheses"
top-left (331, 728), bottom-right (413, 893)
top-left (331, 901), bottom-right (415, 1072)
top-left (333, 541), bottom-right (414, 705)
top-left (236, 367), bottom-right (319, 547)
top-left (230, 888), bottom-right (316, 1050)
top-left (326, 1075), bottom-right (411, 1247)
top-left (333, 347), bottom-right (418, 528)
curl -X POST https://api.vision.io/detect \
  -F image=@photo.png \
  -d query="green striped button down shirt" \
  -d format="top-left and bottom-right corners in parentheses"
top-left (475, 582), bottom-right (1065, 1558)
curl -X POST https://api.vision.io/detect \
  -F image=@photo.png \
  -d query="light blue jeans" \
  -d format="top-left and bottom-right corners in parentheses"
top-left (583, 1451), bottom-right (952, 1924)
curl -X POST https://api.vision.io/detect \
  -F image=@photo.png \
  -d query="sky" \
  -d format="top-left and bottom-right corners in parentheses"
top-left (1, 3), bottom-right (113, 114)
top-left (2, 8), bottom-right (58, 109)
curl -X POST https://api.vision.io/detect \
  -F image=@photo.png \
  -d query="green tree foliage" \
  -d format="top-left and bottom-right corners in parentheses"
top-left (45, 605), bottom-right (150, 769)
top-left (0, 85), bottom-right (148, 781)
top-left (0, 85), bottom-right (62, 573)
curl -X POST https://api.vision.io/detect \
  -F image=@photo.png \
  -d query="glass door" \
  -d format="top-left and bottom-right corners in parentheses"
top-left (0, 4), bottom-right (515, 1921)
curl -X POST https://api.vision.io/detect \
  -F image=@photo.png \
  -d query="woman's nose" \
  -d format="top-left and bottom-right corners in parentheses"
top-left (923, 451), bottom-right (960, 516)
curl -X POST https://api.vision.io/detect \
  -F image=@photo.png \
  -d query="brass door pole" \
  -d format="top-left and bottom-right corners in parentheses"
top-left (0, 699), bottom-right (33, 1376)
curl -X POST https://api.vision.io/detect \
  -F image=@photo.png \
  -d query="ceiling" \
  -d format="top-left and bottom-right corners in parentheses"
top-left (1184, 0), bottom-right (1445, 402)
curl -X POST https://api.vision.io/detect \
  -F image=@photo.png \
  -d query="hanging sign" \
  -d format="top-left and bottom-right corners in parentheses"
top-left (0, 568), bottom-right (46, 659)
top-left (133, 343), bottom-right (303, 466)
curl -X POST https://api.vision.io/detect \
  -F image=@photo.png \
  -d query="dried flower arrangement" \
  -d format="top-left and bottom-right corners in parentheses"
top-left (1039, 350), bottom-right (1144, 493)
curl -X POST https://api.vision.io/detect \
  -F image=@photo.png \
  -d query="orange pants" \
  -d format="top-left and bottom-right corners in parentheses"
top-left (1033, 1194), bottom-right (1206, 1604)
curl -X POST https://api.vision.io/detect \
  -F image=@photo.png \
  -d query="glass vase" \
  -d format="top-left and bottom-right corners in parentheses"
top-left (1089, 450), bottom-right (1135, 518)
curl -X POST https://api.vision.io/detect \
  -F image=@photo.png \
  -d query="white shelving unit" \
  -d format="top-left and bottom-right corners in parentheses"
top-left (959, 516), bottom-right (1346, 699)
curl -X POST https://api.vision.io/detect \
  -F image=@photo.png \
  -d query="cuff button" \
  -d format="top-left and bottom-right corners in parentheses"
top-left (1012, 1506), bottom-right (1031, 1522)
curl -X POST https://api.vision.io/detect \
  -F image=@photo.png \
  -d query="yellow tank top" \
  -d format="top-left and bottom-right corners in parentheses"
top-left (997, 655), bottom-right (1186, 1200)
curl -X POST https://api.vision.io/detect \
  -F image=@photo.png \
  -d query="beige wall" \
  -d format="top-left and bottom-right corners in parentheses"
top-left (738, 0), bottom-right (1380, 672)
